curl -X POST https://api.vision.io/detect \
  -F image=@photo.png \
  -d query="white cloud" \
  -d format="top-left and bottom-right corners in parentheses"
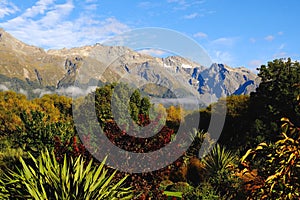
top-left (211, 37), bottom-right (236, 47)
top-left (167, 0), bottom-right (186, 5)
top-left (0, 0), bottom-right (129, 49)
top-left (167, 0), bottom-right (205, 5)
top-left (137, 49), bottom-right (168, 57)
top-left (33, 88), bottom-right (53, 97)
top-left (84, 3), bottom-right (98, 10)
top-left (0, 0), bottom-right (19, 18)
top-left (33, 86), bottom-right (97, 97)
top-left (249, 38), bottom-right (256, 43)
top-left (278, 31), bottom-right (284, 36)
top-left (193, 32), bottom-right (207, 38)
top-left (56, 86), bottom-right (97, 97)
top-left (38, 1), bottom-right (74, 26)
top-left (137, 1), bottom-right (153, 8)
top-left (279, 43), bottom-right (285, 50)
top-left (210, 50), bottom-right (235, 66)
top-left (273, 52), bottom-right (287, 58)
top-left (204, 36), bottom-right (238, 66)
top-left (19, 88), bottom-right (28, 96)
top-left (85, 0), bottom-right (97, 3)
top-left (23, 0), bottom-right (55, 18)
top-left (0, 84), bottom-right (9, 91)
top-left (207, 10), bottom-right (215, 14)
top-left (264, 35), bottom-right (275, 42)
top-left (167, 0), bottom-right (205, 10)
top-left (183, 12), bottom-right (198, 19)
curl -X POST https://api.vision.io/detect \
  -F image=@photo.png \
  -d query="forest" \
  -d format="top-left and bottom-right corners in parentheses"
top-left (0, 58), bottom-right (299, 199)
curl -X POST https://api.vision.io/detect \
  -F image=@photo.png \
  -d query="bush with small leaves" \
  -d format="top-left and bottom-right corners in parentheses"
top-left (182, 182), bottom-right (220, 200)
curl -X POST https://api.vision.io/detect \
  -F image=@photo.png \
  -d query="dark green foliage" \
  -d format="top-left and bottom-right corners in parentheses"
top-left (0, 139), bottom-right (25, 175)
top-left (202, 144), bottom-right (243, 199)
top-left (202, 144), bottom-right (236, 174)
top-left (182, 182), bottom-right (220, 200)
top-left (217, 95), bottom-right (252, 151)
top-left (207, 168), bottom-right (242, 199)
top-left (196, 58), bottom-right (300, 152)
top-left (192, 95), bottom-right (252, 152)
top-left (140, 97), bottom-right (151, 116)
top-left (94, 83), bottom-right (115, 123)
top-left (169, 144), bottom-right (243, 199)
top-left (15, 111), bottom-right (74, 155)
top-left (168, 181), bottom-right (192, 193)
top-left (93, 83), bottom-right (152, 126)
top-left (250, 58), bottom-right (300, 143)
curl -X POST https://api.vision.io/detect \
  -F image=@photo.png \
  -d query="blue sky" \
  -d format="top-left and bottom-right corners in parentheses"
top-left (0, 0), bottom-right (299, 71)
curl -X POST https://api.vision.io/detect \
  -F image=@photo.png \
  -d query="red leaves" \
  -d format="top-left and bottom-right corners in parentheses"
top-left (54, 135), bottom-right (91, 163)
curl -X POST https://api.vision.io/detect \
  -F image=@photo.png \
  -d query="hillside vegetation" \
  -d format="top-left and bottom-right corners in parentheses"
top-left (0, 58), bottom-right (299, 199)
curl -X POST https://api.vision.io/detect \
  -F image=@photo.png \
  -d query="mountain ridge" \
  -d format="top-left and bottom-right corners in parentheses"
top-left (0, 28), bottom-right (260, 105)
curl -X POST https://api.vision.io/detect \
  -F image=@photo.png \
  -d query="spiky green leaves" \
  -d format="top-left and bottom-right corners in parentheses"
top-left (0, 149), bottom-right (133, 200)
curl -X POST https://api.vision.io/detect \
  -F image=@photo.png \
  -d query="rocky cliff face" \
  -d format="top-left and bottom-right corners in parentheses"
top-left (0, 29), bottom-right (260, 104)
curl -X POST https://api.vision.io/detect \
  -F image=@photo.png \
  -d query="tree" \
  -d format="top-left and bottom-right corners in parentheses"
top-left (216, 95), bottom-right (251, 150)
top-left (193, 95), bottom-right (251, 152)
top-left (93, 83), bottom-right (151, 126)
top-left (241, 117), bottom-right (300, 199)
top-left (250, 58), bottom-right (300, 143)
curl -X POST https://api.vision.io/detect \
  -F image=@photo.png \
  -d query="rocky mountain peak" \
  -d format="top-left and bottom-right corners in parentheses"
top-left (0, 29), bottom-right (260, 103)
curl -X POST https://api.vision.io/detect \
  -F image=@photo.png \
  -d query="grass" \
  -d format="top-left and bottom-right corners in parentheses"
top-left (164, 191), bottom-right (183, 199)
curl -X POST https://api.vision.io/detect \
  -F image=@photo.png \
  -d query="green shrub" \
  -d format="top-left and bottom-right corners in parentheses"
top-left (202, 144), bottom-right (243, 199)
top-left (0, 149), bottom-right (133, 200)
top-left (15, 110), bottom-right (75, 156)
top-left (202, 144), bottom-right (236, 174)
top-left (182, 182), bottom-right (220, 200)
top-left (0, 138), bottom-right (26, 176)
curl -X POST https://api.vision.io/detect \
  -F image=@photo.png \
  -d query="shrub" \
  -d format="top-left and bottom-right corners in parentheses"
top-left (202, 144), bottom-right (236, 174)
top-left (0, 139), bottom-right (26, 176)
top-left (186, 157), bottom-right (206, 186)
top-left (182, 182), bottom-right (220, 200)
top-left (202, 144), bottom-right (243, 199)
top-left (241, 117), bottom-right (300, 199)
top-left (0, 149), bottom-right (133, 200)
top-left (15, 110), bottom-right (75, 156)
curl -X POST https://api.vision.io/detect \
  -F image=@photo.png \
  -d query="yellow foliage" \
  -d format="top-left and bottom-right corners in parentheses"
top-left (0, 91), bottom-right (72, 135)
top-left (166, 105), bottom-right (184, 124)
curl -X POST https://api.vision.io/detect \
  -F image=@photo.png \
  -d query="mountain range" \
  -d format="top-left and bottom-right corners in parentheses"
top-left (0, 28), bottom-right (260, 106)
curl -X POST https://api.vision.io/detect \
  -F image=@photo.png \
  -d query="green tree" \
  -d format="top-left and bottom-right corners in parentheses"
top-left (216, 95), bottom-right (251, 151)
top-left (250, 58), bottom-right (300, 143)
top-left (15, 110), bottom-right (75, 156)
top-left (194, 95), bottom-right (251, 151)
top-left (93, 83), bottom-right (151, 125)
